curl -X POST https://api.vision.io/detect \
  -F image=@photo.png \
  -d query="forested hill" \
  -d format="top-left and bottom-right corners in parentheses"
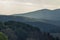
top-left (0, 21), bottom-right (59, 40)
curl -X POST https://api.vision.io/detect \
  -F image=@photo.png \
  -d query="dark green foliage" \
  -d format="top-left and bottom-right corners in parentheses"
top-left (0, 21), bottom-right (59, 40)
top-left (0, 32), bottom-right (8, 40)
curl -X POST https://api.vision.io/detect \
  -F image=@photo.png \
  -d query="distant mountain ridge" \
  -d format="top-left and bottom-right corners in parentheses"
top-left (13, 9), bottom-right (60, 26)
top-left (13, 9), bottom-right (60, 20)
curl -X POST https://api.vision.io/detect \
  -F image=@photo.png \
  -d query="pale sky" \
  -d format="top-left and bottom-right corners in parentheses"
top-left (0, 0), bottom-right (60, 15)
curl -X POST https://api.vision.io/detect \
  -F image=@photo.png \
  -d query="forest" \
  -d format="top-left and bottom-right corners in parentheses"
top-left (0, 21), bottom-right (59, 40)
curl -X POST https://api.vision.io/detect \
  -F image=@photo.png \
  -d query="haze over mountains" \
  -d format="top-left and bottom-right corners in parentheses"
top-left (0, 15), bottom-right (60, 33)
top-left (14, 9), bottom-right (60, 20)
top-left (0, 9), bottom-right (60, 33)
top-left (13, 9), bottom-right (60, 26)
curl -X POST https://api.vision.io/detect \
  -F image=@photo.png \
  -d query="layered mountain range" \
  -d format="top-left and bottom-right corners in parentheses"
top-left (13, 9), bottom-right (60, 26)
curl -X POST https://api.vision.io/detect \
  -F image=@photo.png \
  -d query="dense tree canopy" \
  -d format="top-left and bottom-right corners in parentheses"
top-left (0, 21), bottom-right (59, 40)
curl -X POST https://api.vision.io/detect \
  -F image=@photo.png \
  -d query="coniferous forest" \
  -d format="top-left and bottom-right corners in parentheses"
top-left (0, 21), bottom-right (59, 40)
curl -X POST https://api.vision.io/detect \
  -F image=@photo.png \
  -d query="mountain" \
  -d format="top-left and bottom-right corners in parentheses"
top-left (26, 21), bottom-right (60, 33)
top-left (13, 9), bottom-right (60, 20)
top-left (0, 15), bottom-right (60, 33)
top-left (13, 9), bottom-right (60, 26)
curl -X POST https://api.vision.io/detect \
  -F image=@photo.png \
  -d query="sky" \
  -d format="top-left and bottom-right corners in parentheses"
top-left (0, 0), bottom-right (60, 15)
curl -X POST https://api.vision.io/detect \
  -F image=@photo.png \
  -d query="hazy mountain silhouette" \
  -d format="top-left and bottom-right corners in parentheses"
top-left (14, 9), bottom-right (60, 20)
top-left (13, 9), bottom-right (60, 26)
